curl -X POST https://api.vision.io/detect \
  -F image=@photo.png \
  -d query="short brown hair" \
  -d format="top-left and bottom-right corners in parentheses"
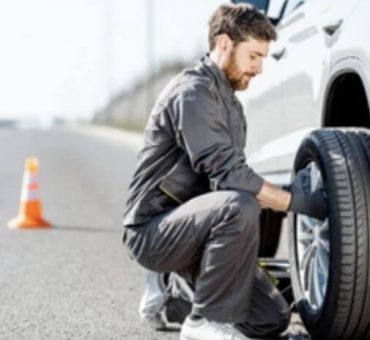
top-left (208, 3), bottom-right (277, 51)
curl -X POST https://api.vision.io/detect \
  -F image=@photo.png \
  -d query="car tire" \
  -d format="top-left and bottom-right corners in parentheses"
top-left (288, 128), bottom-right (370, 340)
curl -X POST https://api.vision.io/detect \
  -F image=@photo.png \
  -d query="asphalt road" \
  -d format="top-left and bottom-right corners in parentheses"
top-left (0, 125), bottom-right (182, 340)
top-left (0, 125), bottom-right (309, 340)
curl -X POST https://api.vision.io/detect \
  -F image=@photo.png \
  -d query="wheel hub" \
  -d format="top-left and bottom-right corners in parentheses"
top-left (296, 161), bottom-right (330, 310)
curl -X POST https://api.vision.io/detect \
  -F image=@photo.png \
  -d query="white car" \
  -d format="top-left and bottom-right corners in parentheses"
top-left (233, 0), bottom-right (370, 339)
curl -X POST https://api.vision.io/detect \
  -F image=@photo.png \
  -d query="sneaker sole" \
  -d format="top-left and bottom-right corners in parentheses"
top-left (180, 335), bottom-right (195, 340)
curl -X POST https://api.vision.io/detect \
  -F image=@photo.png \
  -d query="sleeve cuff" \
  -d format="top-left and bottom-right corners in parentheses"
top-left (247, 173), bottom-right (264, 195)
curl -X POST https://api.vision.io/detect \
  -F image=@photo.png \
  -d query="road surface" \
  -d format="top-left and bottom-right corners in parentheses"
top-left (0, 125), bottom-right (309, 339)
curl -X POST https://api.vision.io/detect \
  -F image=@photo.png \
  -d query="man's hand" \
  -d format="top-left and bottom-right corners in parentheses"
top-left (283, 167), bottom-right (310, 195)
top-left (256, 167), bottom-right (328, 221)
top-left (287, 168), bottom-right (329, 221)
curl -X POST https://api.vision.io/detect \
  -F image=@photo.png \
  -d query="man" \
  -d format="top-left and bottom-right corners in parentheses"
top-left (122, 3), bottom-right (328, 340)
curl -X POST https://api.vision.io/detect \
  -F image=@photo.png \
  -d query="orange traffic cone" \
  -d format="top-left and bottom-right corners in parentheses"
top-left (8, 158), bottom-right (51, 229)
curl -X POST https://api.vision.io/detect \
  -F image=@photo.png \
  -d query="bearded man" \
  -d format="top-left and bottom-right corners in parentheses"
top-left (122, 3), bottom-right (327, 340)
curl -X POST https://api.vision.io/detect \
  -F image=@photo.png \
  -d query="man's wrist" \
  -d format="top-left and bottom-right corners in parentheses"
top-left (281, 184), bottom-right (293, 212)
top-left (286, 192), bottom-right (293, 212)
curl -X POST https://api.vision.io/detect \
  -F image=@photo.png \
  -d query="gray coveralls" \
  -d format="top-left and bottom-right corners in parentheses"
top-left (122, 54), bottom-right (290, 337)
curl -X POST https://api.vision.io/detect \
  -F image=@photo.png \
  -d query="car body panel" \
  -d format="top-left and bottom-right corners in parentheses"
top-left (238, 0), bottom-right (369, 184)
top-left (233, 0), bottom-right (370, 258)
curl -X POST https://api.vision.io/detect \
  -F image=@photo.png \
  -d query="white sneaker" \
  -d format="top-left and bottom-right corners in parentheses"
top-left (180, 316), bottom-right (251, 340)
top-left (139, 270), bottom-right (167, 330)
top-left (140, 310), bottom-right (167, 330)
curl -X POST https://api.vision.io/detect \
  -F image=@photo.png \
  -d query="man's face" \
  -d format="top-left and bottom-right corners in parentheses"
top-left (222, 37), bottom-right (269, 91)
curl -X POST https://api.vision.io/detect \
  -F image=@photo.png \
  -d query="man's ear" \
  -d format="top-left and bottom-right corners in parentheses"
top-left (217, 34), bottom-right (233, 53)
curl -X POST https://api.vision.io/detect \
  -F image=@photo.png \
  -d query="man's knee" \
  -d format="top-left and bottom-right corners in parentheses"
top-left (228, 190), bottom-right (260, 215)
top-left (225, 190), bottom-right (261, 235)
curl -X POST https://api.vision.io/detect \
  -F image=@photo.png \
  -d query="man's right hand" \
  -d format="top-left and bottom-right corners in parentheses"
top-left (286, 168), bottom-right (329, 221)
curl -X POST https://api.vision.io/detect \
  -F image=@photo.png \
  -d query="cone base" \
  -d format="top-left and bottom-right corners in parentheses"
top-left (8, 215), bottom-right (51, 229)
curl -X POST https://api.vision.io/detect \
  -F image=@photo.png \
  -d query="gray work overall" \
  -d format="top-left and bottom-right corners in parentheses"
top-left (122, 55), bottom-right (290, 337)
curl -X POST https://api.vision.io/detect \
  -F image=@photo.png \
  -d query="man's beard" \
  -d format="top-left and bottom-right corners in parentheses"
top-left (222, 51), bottom-right (252, 91)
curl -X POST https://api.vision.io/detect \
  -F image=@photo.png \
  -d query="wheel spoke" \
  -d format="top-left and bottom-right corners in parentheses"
top-left (308, 247), bottom-right (317, 305)
top-left (297, 230), bottom-right (314, 244)
top-left (301, 244), bottom-right (315, 274)
top-left (319, 219), bottom-right (329, 233)
top-left (313, 250), bottom-right (323, 306)
top-left (316, 247), bottom-right (329, 279)
top-left (299, 215), bottom-right (315, 232)
top-left (319, 250), bottom-right (329, 299)
top-left (319, 238), bottom-right (330, 253)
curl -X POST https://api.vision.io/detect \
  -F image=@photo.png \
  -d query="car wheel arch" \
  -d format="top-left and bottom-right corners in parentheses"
top-left (322, 63), bottom-right (370, 128)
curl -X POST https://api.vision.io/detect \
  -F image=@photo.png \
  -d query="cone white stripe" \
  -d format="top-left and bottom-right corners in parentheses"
top-left (21, 189), bottom-right (40, 202)
top-left (22, 173), bottom-right (38, 186)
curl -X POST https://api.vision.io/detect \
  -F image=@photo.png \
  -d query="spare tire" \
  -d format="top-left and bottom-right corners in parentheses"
top-left (288, 129), bottom-right (370, 340)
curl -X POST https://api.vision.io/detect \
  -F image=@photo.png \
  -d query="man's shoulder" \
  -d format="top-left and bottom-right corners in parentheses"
top-left (160, 63), bottom-right (215, 102)
top-left (176, 64), bottom-right (215, 94)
